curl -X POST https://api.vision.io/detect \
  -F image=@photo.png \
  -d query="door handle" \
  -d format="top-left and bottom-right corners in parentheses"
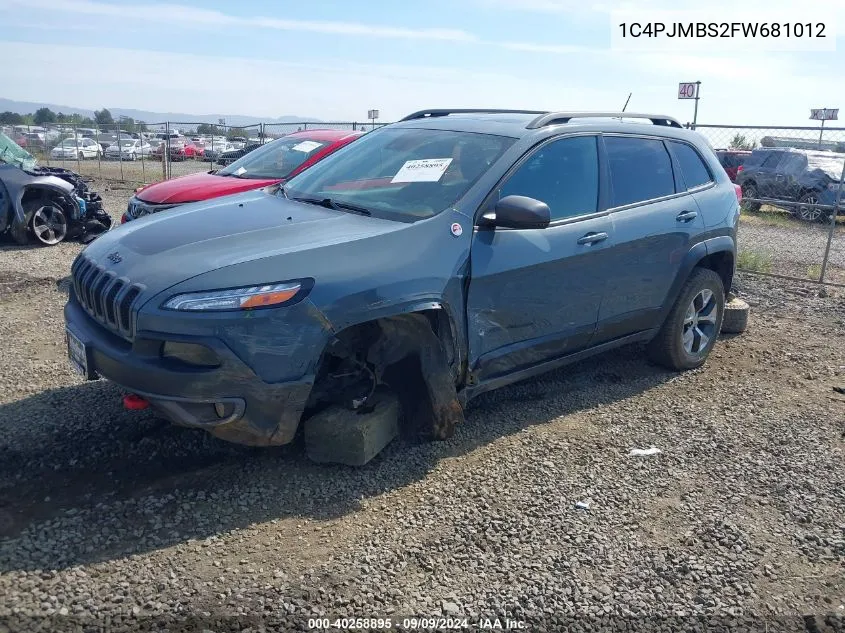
top-left (676, 210), bottom-right (698, 222)
top-left (577, 231), bottom-right (608, 245)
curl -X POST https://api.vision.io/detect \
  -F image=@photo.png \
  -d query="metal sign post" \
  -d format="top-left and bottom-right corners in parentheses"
top-left (367, 109), bottom-right (379, 131)
top-left (810, 108), bottom-right (838, 149)
top-left (678, 81), bottom-right (701, 129)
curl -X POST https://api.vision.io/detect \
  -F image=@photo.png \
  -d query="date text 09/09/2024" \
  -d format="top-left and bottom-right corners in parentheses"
top-left (617, 22), bottom-right (826, 38)
top-left (307, 617), bottom-right (527, 630)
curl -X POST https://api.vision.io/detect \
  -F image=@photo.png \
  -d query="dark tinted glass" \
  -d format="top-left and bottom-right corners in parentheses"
top-left (499, 136), bottom-right (599, 220)
top-left (606, 137), bottom-right (675, 206)
top-left (760, 152), bottom-right (783, 167)
top-left (671, 142), bottom-right (713, 189)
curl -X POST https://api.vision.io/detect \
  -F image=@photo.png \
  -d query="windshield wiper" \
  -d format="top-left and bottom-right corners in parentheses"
top-left (291, 196), bottom-right (371, 216)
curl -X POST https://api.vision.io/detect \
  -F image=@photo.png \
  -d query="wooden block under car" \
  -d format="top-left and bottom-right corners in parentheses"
top-left (304, 391), bottom-right (400, 466)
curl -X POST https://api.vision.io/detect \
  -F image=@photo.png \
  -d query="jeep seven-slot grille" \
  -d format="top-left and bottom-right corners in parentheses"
top-left (71, 256), bottom-right (143, 338)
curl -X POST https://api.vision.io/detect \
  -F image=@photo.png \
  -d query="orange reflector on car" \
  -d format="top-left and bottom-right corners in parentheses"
top-left (240, 287), bottom-right (299, 309)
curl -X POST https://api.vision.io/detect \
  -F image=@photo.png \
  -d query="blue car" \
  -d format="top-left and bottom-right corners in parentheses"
top-left (736, 147), bottom-right (844, 222)
top-left (64, 109), bottom-right (739, 455)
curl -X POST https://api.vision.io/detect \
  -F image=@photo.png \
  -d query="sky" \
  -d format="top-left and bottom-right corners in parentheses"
top-left (0, 0), bottom-right (843, 126)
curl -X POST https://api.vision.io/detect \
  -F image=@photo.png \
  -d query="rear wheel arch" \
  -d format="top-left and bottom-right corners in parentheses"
top-left (695, 249), bottom-right (735, 296)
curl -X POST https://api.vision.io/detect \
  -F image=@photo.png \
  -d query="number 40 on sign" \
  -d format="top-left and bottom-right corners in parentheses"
top-left (678, 82), bottom-right (699, 99)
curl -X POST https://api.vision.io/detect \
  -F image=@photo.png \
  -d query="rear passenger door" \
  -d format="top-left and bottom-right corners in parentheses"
top-left (594, 135), bottom-right (706, 343)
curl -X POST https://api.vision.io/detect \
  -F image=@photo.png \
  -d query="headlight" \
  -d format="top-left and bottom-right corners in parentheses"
top-left (162, 280), bottom-right (310, 312)
top-left (827, 183), bottom-right (841, 191)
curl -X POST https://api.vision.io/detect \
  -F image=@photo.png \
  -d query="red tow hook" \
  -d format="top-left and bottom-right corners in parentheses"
top-left (123, 393), bottom-right (149, 410)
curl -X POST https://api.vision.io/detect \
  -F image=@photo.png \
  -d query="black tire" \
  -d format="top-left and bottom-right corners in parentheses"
top-left (741, 182), bottom-right (761, 212)
top-left (648, 268), bottom-right (725, 371)
top-left (721, 294), bottom-right (749, 334)
top-left (796, 192), bottom-right (823, 223)
top-left (78, 151), bottom-right (84, 161)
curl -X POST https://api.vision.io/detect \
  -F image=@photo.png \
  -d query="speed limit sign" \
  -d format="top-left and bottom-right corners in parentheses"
top-left (678, 82), bottom-right (698, 99)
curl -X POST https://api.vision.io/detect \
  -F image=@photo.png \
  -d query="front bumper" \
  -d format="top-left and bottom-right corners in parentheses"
top-left (64, 297), bottom-right (316, 446)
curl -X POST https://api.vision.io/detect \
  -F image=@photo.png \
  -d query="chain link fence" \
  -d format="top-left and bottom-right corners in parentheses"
top-left (692, 124), bottom-right (844, 286)
top-left (3, 118), bottom-right (841, 286)
top-left (0, 121), bottom-right (391, 186)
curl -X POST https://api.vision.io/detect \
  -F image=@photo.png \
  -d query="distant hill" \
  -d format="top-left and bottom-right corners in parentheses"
top-left (0, 97), bottom-right (321, 127)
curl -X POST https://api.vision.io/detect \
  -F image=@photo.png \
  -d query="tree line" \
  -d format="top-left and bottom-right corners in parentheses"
top-left (0, 107), bottom-right (147, 132)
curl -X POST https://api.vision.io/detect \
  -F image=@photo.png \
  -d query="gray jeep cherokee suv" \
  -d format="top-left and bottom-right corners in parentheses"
top-left (64, 109), bottom-right (739, 447)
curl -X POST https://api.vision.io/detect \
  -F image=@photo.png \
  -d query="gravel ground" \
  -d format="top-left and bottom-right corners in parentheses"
top-left (0, 182), bottom-right (844, 632)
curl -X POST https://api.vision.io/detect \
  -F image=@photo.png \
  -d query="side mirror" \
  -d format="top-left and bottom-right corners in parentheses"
top-left (482, 195), bottom-right (551, 229)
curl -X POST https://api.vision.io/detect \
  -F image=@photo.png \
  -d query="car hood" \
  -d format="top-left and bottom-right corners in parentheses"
top-left (135, 171), bottom-right (280, 204)
top-left (80, 190), bottom-right (403, 294)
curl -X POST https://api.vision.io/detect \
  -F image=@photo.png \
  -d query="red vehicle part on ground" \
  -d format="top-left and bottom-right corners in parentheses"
top-left (122, 129), bottom-right (362, 223)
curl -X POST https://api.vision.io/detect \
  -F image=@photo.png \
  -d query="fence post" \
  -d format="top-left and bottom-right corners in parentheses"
top-left (164, 122), bottom-right (170, 180)
top-left (96, 124), bottom-right (102, 179)
top-left (818, 158), bottom-right (845, 284)
top-left (117, 123), bottom-right (125, 183)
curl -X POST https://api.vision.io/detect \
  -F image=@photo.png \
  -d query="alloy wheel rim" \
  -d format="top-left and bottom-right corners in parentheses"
top-left (682, 289), bottom-right (718, 355)
top-left (799, 196), bottom-right (820, 221)
top-left (32, 205), bottom-right (67, 245)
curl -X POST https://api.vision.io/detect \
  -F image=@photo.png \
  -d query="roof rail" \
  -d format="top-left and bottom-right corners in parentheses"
top-left (400, 108), bottom-right (548, 122)
top-left (526, 112), bottom-right (683, 129)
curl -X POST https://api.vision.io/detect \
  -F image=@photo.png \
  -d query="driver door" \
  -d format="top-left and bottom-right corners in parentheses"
top-left (466, 135), bottom-right (613, 381)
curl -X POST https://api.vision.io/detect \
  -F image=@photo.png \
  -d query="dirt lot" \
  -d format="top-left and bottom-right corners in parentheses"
top-left (0, 182), bottom-right (843, 631)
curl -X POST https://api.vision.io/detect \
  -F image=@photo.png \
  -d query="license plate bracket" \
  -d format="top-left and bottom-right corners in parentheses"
top-left (66, 327), bottom-right (93, 379)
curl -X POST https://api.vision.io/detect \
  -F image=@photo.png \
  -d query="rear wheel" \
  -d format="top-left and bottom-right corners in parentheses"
top-left (648, 268), bottom-right (725, 371)
top-left (78, 151), bottom-right (84, 161)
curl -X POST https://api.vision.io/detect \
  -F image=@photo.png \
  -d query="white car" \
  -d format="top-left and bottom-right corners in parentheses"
top-left (104, 139), bottom-right (153, 161)
top-left (50, 138), bottom-right (102, 160)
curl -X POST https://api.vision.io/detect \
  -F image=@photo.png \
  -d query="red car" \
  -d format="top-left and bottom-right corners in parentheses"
top-left (122, 129), bottom-right (362, 223)
top-left (714, 150), bottom-right (751, 183)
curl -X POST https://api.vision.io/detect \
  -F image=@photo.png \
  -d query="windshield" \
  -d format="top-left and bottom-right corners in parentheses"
top-left (217, 136), bottom-right (329, 179)
top-left (0, 132), bottom-right (37, 170)
top-left (283, 127), bottom-right (515, 221)
top-left (119, 140), bottom-right (137, 147)
top-left (59, 139), bottom-right (80, 148)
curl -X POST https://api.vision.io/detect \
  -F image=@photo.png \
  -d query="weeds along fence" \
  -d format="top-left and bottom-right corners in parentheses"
top-left (0, 120), bottom-right (390, 185)
top-left (689, 124), bottom-right (844, 287)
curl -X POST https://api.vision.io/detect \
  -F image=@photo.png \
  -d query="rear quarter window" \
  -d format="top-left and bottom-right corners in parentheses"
top-left (670, 141), bottom-right (713, 189)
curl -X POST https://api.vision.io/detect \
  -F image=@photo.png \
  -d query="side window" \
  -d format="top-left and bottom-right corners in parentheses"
top-left (605, 137), bottom-right (675, 207)
top-left (498, 136), bottom-right (598, 221)
top-left (781, 154), bottom-right (806, 174)
top-left (760, 152), bottom-right (782, 168)
top-left (670, 141), bottom-right (713, 189)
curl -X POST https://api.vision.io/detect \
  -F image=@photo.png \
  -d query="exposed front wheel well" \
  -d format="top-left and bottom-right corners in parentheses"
top-left (695, 251), bottom-right (734, 296)
top-left (305, 311), bottom-right (464, 442)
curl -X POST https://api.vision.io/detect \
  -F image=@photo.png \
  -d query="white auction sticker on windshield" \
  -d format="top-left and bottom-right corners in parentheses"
top-left (234, 166), bottom-right (246, 175)
top-left (391, 158), bottom-right (452, 183)
top-left (292, 140), bottom-right (322, 153)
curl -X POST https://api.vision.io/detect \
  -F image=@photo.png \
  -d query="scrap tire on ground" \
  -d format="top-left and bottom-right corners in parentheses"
top-left (721, 293), bottom-right (750, 334)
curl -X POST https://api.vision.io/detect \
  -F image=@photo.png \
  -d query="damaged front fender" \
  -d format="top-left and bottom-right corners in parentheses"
top-left (366, 314), bottom-right (465, 442)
